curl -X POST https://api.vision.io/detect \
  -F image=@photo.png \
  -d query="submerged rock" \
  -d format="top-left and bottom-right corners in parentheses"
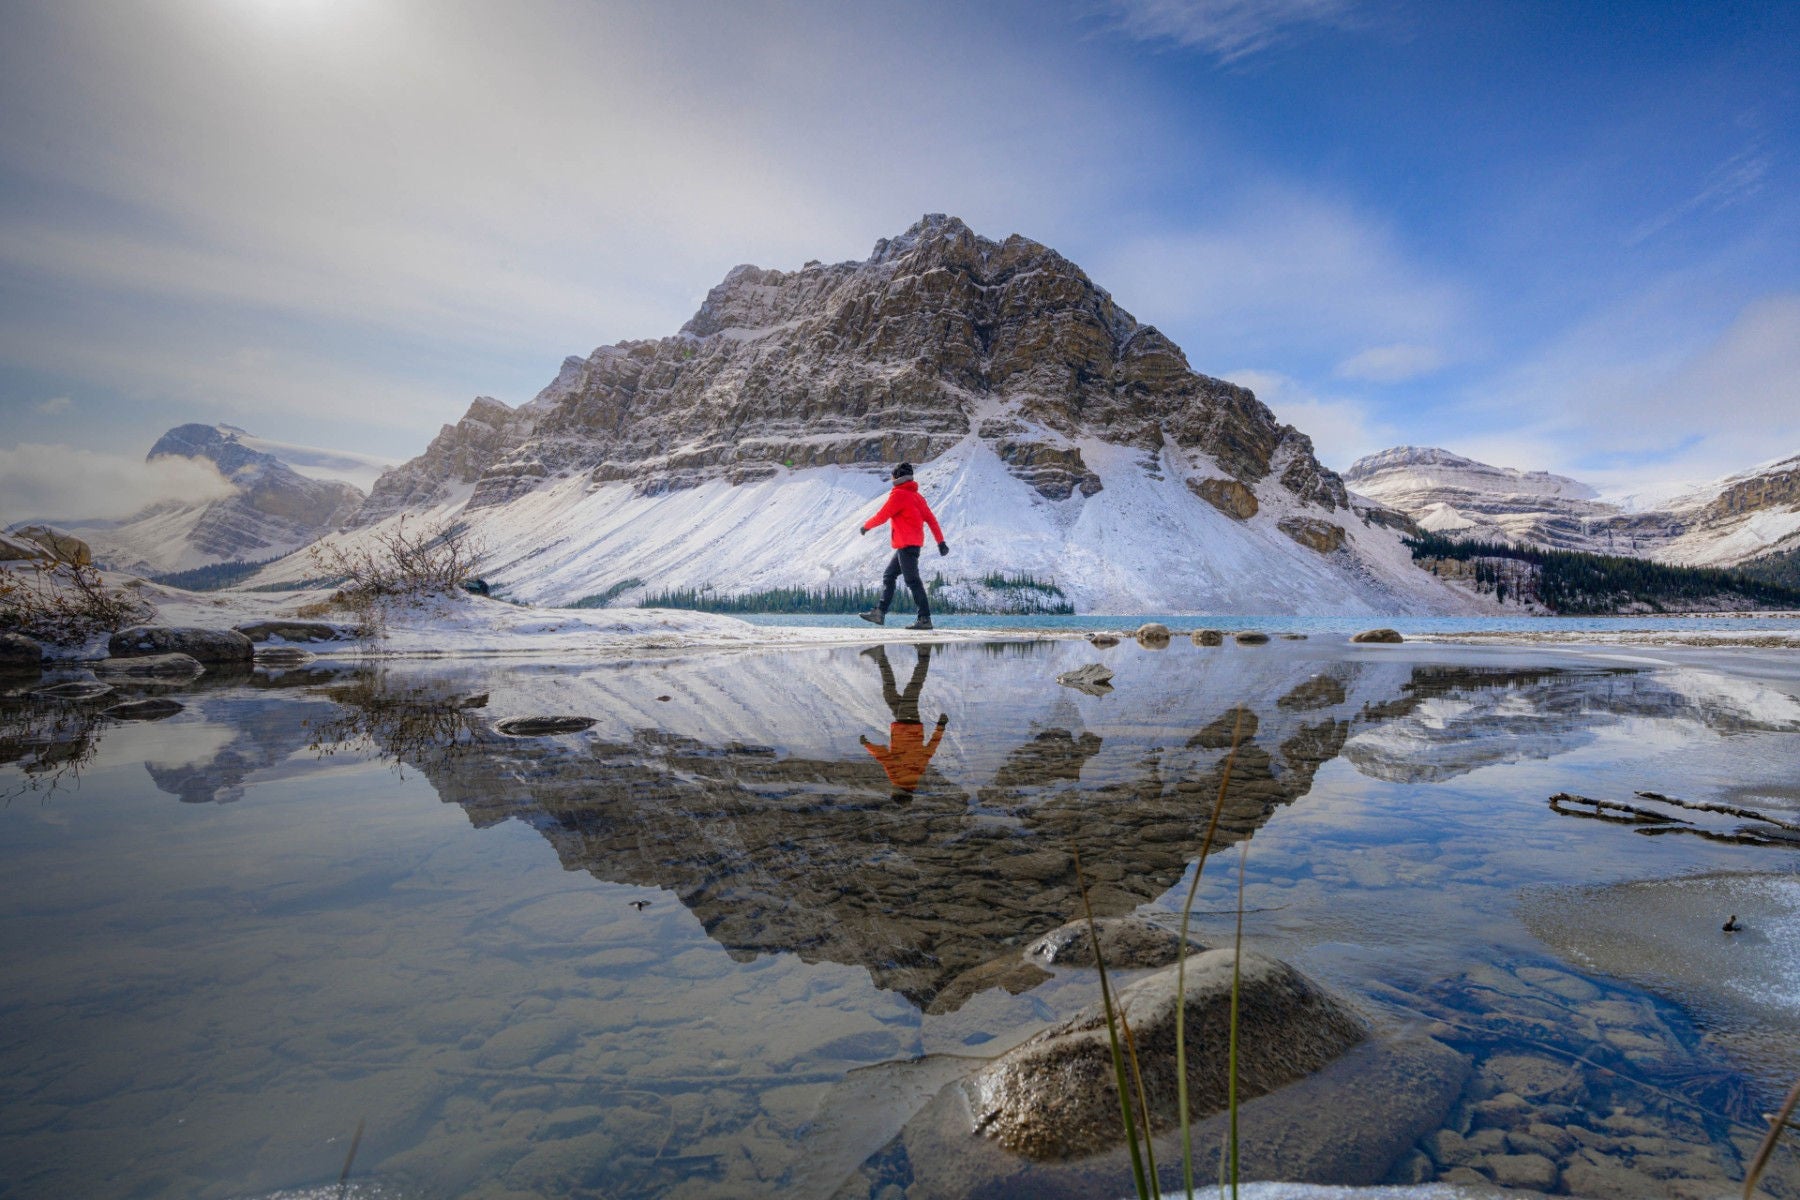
top-left (1086, 633), bottom-right (1120, 648)
top-left (235, 620), bottom-right (346, 643)
top-left (1235, 631), bottom-right (1271, 645)
top-left (30, 680), bottom-right (113, 701)
top-left (1352, 628), bottom-right (1405, 644)
top-left (1135, 622), bottom-right (1172, 647)
top-left (105, 698), bottom-right (184, 721)
top-left (1056, 663), bottom-right (1114, 695)
top-left (1024, 916), bottom-right (1203, 969)
top-left (960, 949), bottom-right (1365, 1159)
top-left (254, 646), bottom-right (315, 668)
top-left (109, 626), bottom-right (254, 663)
top-left (497, 716), bottom-right (597, 737)
top-left (1191, 628), bottom-right (1224, 646)
top-left (0, 632), bottom-right (46, 667)
top-left (96, 652), bottom-right (204, 678)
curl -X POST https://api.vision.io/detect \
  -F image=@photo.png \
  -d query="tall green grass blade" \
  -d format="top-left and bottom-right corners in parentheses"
top-left (1178, 708), bottom-right (1245, 1199)
top-left (1073, 846), bottom-right (1153, 1200)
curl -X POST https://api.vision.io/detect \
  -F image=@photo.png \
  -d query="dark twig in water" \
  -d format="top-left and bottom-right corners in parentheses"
top-left (336, 1116), bottom-right (365, 1199)
top-left (1548, 793), bottom-right (1689, 824)
top-left (1636, 790), bottom-right (1800, 833)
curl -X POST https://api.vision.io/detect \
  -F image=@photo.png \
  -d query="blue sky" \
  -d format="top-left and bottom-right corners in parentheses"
top-left (1, 0), bottom-right (1796, 516)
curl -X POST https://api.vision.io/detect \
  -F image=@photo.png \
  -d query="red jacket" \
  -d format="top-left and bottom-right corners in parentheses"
top-left (864, 721), bottom-right (946, 793)
top-left (862, 480), bottom-right (944, 549)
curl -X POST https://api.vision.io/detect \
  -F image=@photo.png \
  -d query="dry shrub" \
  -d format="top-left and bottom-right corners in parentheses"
top-left (307, 517), bottom-right (485, 636)
top-left (0, 561), bottom-right (152, 646)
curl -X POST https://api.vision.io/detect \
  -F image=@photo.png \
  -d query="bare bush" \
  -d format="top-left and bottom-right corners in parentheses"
top-left (307, 517), bottom-right (485, 634)
top-left (0, 561), bottom-right (152, 646)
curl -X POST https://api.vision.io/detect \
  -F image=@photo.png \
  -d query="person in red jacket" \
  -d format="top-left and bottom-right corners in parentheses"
top-left (858, 462), bottom-right (948, 630)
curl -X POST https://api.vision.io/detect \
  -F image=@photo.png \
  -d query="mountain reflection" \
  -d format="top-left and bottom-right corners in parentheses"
top-left (9, 643), bottom-right (1796, 1010)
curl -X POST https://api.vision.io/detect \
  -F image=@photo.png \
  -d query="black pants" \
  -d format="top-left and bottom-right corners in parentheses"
top-left (879, 546), bottom-right (930, 618)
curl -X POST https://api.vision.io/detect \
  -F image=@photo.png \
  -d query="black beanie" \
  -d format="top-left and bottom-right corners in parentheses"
top-left (892, 462), bottom-right (914, 480)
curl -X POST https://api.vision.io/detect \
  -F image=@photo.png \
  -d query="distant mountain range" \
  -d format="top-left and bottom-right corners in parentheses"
top-left (46, 424), bottom-right (384, 577)
top-left (17, 216), bottom-right (1798, 613)
top-left (1344, 446), bottom-right (1800, 568)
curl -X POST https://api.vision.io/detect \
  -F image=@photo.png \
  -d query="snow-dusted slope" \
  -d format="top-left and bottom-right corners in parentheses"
top-left (270, 435), bottom-right (1485, 615)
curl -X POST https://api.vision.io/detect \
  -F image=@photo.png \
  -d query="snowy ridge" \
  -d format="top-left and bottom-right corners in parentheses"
top-left (263, 434), bottom-right (1490, 615)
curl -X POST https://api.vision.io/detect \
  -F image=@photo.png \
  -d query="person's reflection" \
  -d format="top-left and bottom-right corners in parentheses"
top-left (858, 644), bottom-right (947, 800)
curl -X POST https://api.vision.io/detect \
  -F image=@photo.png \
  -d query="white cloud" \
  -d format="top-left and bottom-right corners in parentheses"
top-left (1333, 343), bottom-right (1446, 384)
top-left (1103, 0), bottom-right (1360, 61)
top-left (1451, 291), bottom-right (1800, 497)
top-left (0, 443), bottom-right (237, 523)
top-left (33, 396), bottom-right (72, 414)
top-left (1225, 369), bottom-right (1397, 469)
top-left (1096, 192), bottom-right (1467, 366)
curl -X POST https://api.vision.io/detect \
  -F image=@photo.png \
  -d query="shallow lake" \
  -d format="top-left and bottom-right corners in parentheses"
top-left (3, 638), bottom-right (1799, 1199)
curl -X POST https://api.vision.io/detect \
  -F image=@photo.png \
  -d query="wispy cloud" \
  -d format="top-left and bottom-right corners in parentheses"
top-left (33, 396), bottom-right (72, 415)
top-left (0, 443), bottom-right (237, 523)
top-left (1102, 0), bottom-right (1361, 61)
top-left (1626, 146), bottom-right (1771, 245)
top-left (1333, 343), bottom-right (1446, 384)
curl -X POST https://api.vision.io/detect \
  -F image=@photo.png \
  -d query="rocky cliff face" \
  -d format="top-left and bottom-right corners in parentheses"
top-left (363, 214), bottom-right (1349, 515)
top-left (1346, 445), bottom-right (1800, 569)
top-left (66, 425), bottom-right (365, 575)
top-left (355, 397), bottom-right (533, 524)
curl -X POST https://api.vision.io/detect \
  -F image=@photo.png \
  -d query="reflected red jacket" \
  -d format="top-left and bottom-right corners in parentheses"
top-left (861, 480), bottom-right (944, 549)
top-left (864, 721), bottom-right (946, 793)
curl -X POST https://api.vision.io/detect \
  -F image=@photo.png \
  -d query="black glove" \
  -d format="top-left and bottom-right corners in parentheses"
top-left (935, 713), bottom-right (949, 727)
top-left (859, 525), bottom-right (868, 536)
top-left (937, 541), bottom-right (949, 556)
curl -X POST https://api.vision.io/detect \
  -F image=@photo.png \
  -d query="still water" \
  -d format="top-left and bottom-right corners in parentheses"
top-left (2, 639), bottom-right (1799, 1199)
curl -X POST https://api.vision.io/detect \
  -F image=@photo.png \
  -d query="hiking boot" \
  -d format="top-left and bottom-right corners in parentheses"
top-left (905, 616), bottom-right (934, 631)
top-left (858, 608), bottom-right (886, 626)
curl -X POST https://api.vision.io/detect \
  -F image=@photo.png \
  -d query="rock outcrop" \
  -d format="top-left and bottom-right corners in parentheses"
top-left (10, 525), bottom-right (92, 566)
top-left (362, 215), bottom-right (1351, 515)
top-left (108, 626), bottom-right (254, 663)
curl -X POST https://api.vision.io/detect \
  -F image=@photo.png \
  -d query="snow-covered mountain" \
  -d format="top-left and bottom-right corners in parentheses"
top-left (62, 424), bottom-right (371, 575)
top-left (1346, 445), bottom-right (1800, 569)
top-left (268, 215), bottom-right (1487, 615)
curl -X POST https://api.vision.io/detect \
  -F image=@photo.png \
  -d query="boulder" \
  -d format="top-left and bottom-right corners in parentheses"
top-left (105, 698), bottom-right (184, 721)
top-left (1351, 628), bottom-right (1405, 644)
top-left (0, 532), bottom-right (51, 562)
top-left (497, 716), bottom-right (597, 737)
top-left (1055, 663), bottom-right (1114, 695)
top-left (234, 620), bottom-right (346, 643)
top-left (1188, 477), bottom-right (1259, 520)
top-left (958, 949), bottom-right (1365, 1159)
top-left (95, 653), bottom-right (204, 679)
top-left (1191, 629), bottom-right (1223, 647)
top-left (1234, 631), bottom-right (1270, 645)
top-left (1086, 633), bottom-right (1120, 648)
top-left (1025, 916), bottom-right (1204, 969)
top-left (109, 626), bottom-right (254, 663)
top-left (1135, 622), bottom-right (1171, 647)
top-left (1277, 516), bottom-right (1347, 554)
top-left (0, 632), bottom-right (45, 667)
top-left (11, 524), bottom-right (92, 566)
top-left (902, 1031), bottom-right (1468, 1200)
